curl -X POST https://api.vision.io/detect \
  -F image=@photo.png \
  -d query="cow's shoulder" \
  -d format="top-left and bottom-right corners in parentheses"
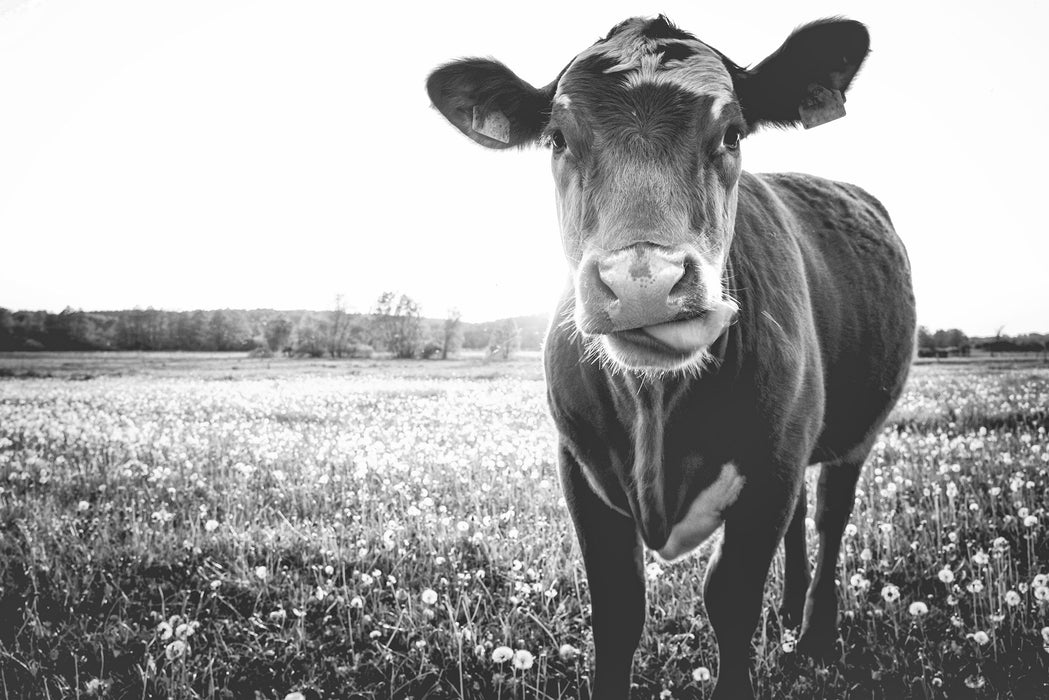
top-left (747, 172), bottom-right (896, 241)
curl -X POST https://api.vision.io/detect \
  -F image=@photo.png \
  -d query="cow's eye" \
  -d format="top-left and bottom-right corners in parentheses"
top-left (549, 130), bottom-right (567, 153)
top-left (723, 126), bottom-right (742, 150)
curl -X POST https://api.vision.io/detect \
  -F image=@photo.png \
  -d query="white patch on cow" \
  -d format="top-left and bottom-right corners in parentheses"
top-left (554, 93), bottom-right (572, 110)
top-left (709, 92), bottom-right (732, 120)
top-left (570, 19), bottom-right (736, 110)
top-left (657, 462), bottom-right (744, 562)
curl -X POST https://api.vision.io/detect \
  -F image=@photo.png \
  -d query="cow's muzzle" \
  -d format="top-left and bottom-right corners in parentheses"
top-left (575, 243), bottom-right (737, 363)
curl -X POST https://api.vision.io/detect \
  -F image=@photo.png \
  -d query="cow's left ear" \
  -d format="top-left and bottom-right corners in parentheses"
top-left (734, 19), bottom-right (870, 130)
top-left (427, 58), bottom-right (556, 149)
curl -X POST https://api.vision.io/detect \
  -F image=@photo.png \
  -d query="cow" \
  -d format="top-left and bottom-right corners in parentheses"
top-left (427, 15), bottom-right (915, 699)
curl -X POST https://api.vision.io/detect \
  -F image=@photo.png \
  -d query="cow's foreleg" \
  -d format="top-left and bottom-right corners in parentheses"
top-left (798, 458), bottom-right (864, 659)
top-left (705, 475), bottom-right (801, 700)
top-left (559, 446), bottom-right (645, 700)
top-left (779, 480), bottom-right (810, 627)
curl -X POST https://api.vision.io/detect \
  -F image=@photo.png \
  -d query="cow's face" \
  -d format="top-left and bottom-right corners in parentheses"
top-left (429, 16), bottom-right (869, 373)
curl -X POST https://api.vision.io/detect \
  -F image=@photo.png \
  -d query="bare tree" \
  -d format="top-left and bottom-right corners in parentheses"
top-left (442, 308), bottom-right (463, 359)
top-left (328, 294), bottom-right (353, 358)
top-left (488, 318), bottom-right (520, 361)
top-left (370, 292), bottom-right (425, 359)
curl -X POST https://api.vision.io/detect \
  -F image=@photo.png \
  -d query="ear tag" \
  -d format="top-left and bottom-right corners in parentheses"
top-left (471, 106), bottom-right (511, 143)
top-left (799, 83), bottom-right (846, 129)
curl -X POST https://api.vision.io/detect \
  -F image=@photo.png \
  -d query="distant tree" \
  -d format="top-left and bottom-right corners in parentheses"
top-left (264, 317), bottom-right (294, 353)
top-left (442, 308), bottom-right (463, 359)
top-left (371, 292), bottom-right (425, 359)
top-left (917, 326), bottom-right (934, 350)
top-left (209, 310), bottom-right (250, 351)
top-left (0, 308), bottom-right (14, 350)
top-left (488, 318), bottom-right (520, 361)
top-left (328, 295), bottom-right (353, 358)
top-left (292, 316), bottom-right (326, 357)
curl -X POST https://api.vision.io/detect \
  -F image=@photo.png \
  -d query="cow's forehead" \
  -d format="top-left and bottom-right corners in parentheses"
top-left (557, 16), bottom-right (736, 117)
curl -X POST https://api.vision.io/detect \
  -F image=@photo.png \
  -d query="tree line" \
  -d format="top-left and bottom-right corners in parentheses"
top-left (917, 326), bottom-right (1049, 358)
top-left (0, 293), bottom-right (549, 358)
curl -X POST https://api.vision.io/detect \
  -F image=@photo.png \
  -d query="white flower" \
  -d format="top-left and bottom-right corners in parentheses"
top-left (284, 693), bottom-right (306, 700)
top-left (1025, 515), bottom-right (1039, 528)
top-left (1040, 626), bottom-right (1049, 644)
top-left (970, 630), bottom-right (990, 646)
top-left (559, 643), bottom-right (579, 661)
top-left (492, 645), bottom-right (514, 663)
top-left (1005, 590), bottom-right (1022, 607)
top-left (1034, 585), bottom-right (1049, 601)
top-left (165, 639), bottom-right (189, 660)
top-left (77, 500), bottom-right (91, 512)
top-left (938, 567), bottom-right (955, 584)
top-left (972, 551), bottom-right (989, 566)
top-left (254, 566), bottom-right (268, 581)
top-left (512, 649), bottom-right (534, 670)
top-left (204, 519), bottom-right (219, 532)
top-left (966, 580), bottom-right (985, 594)
top-left (692, 666), bottom-right (712, 682)
top-left (844, 523), bottom-right (858, 537)
top-left (646, 562), bottom-right (663, 581)
top-left (881, 584), bottom-right (900, 603)
top-left (421, 588), bottom-right (438, 606)
top-left (349, 596), bottom-right (364, 609)
top-left (908, 601), bottom-right (929, 617)
top-left (157, 621), bottom-right (173, 640)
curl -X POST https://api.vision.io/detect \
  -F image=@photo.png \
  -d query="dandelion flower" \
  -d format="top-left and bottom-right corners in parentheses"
top-left (165, 640), bottom-right (189, 660)
top-left (492, 646), bottom-right (514, 663)
top-left (964, 674), bottom-right (986, 689)
top-left (938, 567), bottom-right (955, 584)
top-left (157, 621), bottom-right (173, 640)
top-left (1005, 590), bottom-right (1022, 607)
top-left (421, 588), bottom-right (438, 605)
top-left (254, 566), bottom-right (268, 581)
top-left (1040, 626), bottom-right (1049, 644)
top-left (967, 580), bottom-right (985, 594)
top-left (970, 630), bottom-right (990, 646)
top-left (646, 562), bottom-right (663, 581)
top-left (908, 601), bottom-right (929, 617)
top-left (559, 643), bottom-right (579, 661)
top-left (204, 519), bottom-right (219, 532)
top-left (692, 666), bottom-right (712, 682)
top-left (284, 693), bottom-right (306, 700)
top-left (1025, 515), bottom-right (1039, 528)
top-left (1034, 585), bottom-right (1049, 602)
top-left (972, 551), bottom-right (989, 566)
top-left (881, 584), bottom-right (900, 603)
top-left (512, 649), bottom-right (534, 670)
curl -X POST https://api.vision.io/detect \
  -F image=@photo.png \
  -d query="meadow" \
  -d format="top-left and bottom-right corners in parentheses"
top-left (1, 353), bottom-right (1048, 699)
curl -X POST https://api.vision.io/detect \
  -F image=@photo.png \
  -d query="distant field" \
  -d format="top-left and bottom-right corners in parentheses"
top-left (2, 353), bottom-right (1049, 699)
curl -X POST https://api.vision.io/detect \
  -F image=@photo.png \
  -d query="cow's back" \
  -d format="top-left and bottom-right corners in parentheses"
top-left (751, 172), bottom-right (916, 463)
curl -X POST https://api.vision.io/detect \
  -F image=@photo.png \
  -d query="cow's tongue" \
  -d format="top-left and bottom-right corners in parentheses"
top-left (642, 301), bottom-right (736, 353)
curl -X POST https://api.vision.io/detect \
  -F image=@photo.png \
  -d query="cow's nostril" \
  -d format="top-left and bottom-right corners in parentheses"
top-left (669, 258), bottom-right (699, 300)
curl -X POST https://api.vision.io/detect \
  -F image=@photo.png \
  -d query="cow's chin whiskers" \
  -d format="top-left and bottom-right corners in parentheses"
top-left (578, 333), bottom-right (721, 380)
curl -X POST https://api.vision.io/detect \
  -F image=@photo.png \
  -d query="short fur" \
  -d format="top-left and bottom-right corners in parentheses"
top-left (427, 15), bottom-right (913, 700)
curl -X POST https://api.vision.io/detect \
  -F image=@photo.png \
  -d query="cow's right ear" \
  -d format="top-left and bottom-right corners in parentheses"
top-left (427, 59), bottom-right (555, 149)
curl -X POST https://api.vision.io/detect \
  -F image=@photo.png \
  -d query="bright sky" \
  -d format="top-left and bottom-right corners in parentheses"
top-left (0, 0), bottom-right (1046, 334)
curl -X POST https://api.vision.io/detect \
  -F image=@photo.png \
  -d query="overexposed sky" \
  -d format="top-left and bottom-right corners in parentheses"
top-left (0, 0), bottom-right (1046, 333)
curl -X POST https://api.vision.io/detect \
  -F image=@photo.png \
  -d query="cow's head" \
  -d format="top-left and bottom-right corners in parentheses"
top-left (428, 16), bottom-right (869, 373)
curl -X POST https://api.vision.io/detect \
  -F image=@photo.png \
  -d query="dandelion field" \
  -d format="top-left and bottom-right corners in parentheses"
top-left (2, 354), bottom-right (1049, 699)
